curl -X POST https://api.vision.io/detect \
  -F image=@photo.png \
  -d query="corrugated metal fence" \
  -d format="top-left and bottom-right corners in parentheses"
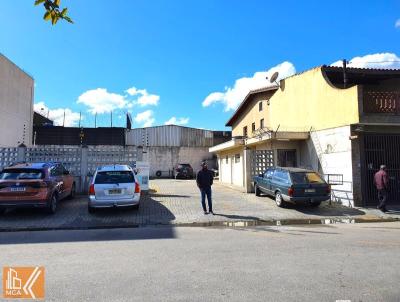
top-left (126, 125), bottom-right (214, 147)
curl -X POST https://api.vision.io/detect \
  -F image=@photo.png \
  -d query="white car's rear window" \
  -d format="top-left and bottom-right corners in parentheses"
top-left (95, 171), bottom-right (134, 184)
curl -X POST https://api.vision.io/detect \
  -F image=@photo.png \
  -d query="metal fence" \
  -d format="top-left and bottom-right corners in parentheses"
top-left (0, 145), bottom-right (141, 194)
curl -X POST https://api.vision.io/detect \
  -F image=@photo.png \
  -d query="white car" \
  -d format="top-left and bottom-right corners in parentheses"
top-left (88, 165), bottom-right (141, 213)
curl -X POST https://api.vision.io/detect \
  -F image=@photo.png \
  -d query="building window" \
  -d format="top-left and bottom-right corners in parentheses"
top-left (252, 122), bottom-right (256, 133)
top-left (235, 154), bottom-right (240, 163)
top-left (277, 149), bottom-right (297, 167)
top-left (259, 101), bottom-right (263, 111)
top-left (243, 126), bottom-right (248, 137)
top-left (260, 118), bottom-right (264, 129)
top-left (225, 156), bottom-right (228, 164)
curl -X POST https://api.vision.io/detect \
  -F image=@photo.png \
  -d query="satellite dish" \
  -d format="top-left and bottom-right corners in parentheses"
top-left (269, 72), bottom-right (279, 84)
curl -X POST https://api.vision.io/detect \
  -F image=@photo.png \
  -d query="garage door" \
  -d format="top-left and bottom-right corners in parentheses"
top-left (363, 134), bottom-right (400, 206)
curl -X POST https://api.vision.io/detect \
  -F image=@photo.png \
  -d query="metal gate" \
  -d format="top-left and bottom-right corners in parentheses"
top-left (251, 150), bottom-right (274, 177)
top-left (363, 134), bottom-right (400, 205)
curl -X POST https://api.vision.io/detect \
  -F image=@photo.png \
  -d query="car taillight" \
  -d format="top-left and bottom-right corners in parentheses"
top-left (288, 186), bottom-right (294, 197)
top-left (326, 185), bottom-right (331, 194)
top-left (89, 184), bottom-right (95, 195)
top-left (135, 182), bottom-right (140, 193)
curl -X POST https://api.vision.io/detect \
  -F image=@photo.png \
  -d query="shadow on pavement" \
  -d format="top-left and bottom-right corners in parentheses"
top-left (0, 227), bottom-right (177, 245)
top-left (290, 203), bottom-right (366, 217)
top-left (0, 194), bottom-right (176, 231)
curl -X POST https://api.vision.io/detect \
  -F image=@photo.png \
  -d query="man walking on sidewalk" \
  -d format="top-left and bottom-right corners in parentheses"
top-left (374, 165), bottom-right (389, 212)
top-left (196, 161), bottom-right (214, 215)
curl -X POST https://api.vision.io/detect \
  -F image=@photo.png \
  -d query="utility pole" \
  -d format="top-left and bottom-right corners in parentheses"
top-left (78, 111), bottom-right (81, 128)
top-left (62, 110), bottom-right (66, 127)
top-left (343, 59), bottom-right (348, 88)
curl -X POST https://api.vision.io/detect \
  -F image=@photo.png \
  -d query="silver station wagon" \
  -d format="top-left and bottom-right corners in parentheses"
top-left (88, 165), bottom-right (141, 213)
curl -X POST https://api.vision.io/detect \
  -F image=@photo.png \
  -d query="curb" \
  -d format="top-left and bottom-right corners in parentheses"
top-left (0, 216), bottom-right (398, 233)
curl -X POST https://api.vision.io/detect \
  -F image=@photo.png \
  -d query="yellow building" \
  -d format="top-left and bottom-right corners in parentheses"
top-left (210, 65), bottom-right (400, 207)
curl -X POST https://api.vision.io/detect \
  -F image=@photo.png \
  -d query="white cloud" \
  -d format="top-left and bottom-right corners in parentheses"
top-left (34, 102), bottom-right (82, 127)
top-left (164, 117), bottom-right (189, 125)
top-left (76, 86), bottom-right (159, 115)
top-left (395, 19), bottom-right (400, 28)
top-left (331, 52), bottom-right (400, 69)
top-left (202, 61), bottom-right (296, 111)
top-left (134, 110), bottom-right (155, 127)
top-left (126, 86), bottom-right (160, 106)
top-left (77, 88), bottom-right (128, 114)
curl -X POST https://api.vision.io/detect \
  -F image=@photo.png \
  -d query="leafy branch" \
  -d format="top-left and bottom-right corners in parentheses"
top-left (34, 0), bottom-right (73, 25)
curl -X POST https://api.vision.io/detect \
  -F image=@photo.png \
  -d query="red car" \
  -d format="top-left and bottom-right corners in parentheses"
top-left (0, 162), bottom-right (76, 214)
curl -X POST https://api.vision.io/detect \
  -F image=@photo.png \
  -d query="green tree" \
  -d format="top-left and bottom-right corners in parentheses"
top-left (34, 0), bottom-right (73, 25)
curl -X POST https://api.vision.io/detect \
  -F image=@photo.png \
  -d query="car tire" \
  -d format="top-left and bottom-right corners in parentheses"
top-left (275, 191), bottom-right (286, 208)
top-left (156, 170), bottom-right (162, 177)
top-left (310, 201), bottom-right (321, 207)
top-left (68, 183), bottom-right (76, 200)
top-left (46, 194), bottom-right (58, 214)
top-left (255, 184), bottom-right (261, 196)
top-left (88, 205), bottom-right (95, 214)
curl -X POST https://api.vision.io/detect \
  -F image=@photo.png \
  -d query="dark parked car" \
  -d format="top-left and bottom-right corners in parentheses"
top-left (0, 162), bottom-right (76, 214)
top-left (253, 167), bottom-right (331, 207)
top-left (172, 163), bottom-right (194, 179)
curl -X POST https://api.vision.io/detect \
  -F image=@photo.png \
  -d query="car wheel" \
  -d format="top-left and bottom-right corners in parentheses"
top-left (88, 205), bottom-right (95, 214)
top-left (310, 201), bottom-right (321, 207)
top-left (68, 183), bottom-right (76, 200)
top-left (275, 192), bottom-right (285, 208)
top-left (255, 184), bottom-right (261, 196)
top-left (46, 194), bottom-right (58, 214)
top-left (155, 170), bottom-right (162, 177)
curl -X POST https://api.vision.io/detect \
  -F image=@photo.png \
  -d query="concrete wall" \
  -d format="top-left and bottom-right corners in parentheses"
top-left (307, 126), bottom-right (354, 206)
top-left (268, 68), bottom-right (359, 131)
top-left (142, 146), bottom-right (214, 177)
top-left (0, 54), bottom-right (34, 147)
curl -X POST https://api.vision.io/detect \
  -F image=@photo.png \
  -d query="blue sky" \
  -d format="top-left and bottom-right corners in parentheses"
top-left (1, 0), bottom-right (400, 129)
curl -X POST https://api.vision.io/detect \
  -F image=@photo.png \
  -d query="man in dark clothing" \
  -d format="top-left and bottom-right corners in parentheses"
top-left (374, 165), bottom-right (389, 212)
top-left (196, 161), bottom-right (214, 215)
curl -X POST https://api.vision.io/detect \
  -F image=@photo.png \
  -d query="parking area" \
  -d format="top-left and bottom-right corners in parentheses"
top-left (0, 179), bottom-right (399, 231)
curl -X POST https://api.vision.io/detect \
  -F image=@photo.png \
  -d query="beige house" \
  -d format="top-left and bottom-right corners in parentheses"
top-left (0, 54), bottom-right (34, 147)
top-left (210, 66), bottom-right (400, 207)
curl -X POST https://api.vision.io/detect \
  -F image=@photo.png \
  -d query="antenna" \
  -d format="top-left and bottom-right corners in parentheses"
top-left (266, 71), bottom-right (280, 87)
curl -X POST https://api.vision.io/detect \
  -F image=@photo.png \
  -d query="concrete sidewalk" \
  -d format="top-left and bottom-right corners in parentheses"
top-left (0, 179), bottom-right (398, 231)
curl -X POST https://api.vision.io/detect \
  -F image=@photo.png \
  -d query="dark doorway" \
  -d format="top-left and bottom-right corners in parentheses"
top-left (277, 149), bottom-right (297, 167)
top-left (363, 134), bottom-right (400, 206)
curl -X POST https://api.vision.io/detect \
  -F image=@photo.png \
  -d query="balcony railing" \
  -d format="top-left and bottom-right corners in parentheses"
top-left (363, 90), bottom-right (400, 114)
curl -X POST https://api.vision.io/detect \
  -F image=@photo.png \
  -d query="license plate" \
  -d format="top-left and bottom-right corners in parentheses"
top-left (305, 189), bottom-right (316, 193)
top-left (108, 189), bottom-right (122, 194)
top-left (11, 187), bottom-right (26, 192)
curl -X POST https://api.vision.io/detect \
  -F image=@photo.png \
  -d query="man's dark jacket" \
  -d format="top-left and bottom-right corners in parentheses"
top-left (196, 169), bottom-right (213, 189)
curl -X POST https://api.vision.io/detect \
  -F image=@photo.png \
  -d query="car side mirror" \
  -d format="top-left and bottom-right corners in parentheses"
top-left (63, 170), bottom-right (70, 175)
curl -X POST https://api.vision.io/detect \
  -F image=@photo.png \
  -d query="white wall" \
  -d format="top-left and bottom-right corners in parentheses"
top-left (0, 55), bottom-right (34, 147)
top-left (142, 146), bottom-right (214, 177)
top-left (308, 126), bottom-right (354, 206)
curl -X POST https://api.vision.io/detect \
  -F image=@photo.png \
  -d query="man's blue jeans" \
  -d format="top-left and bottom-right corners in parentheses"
top-left (200, 187), bottom-right (212, 212)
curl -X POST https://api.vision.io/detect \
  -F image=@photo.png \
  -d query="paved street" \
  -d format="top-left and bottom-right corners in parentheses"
top-left (0, 179), bottom-right (399, 231)
top-left (0, 222), bottom-right (399, 301)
